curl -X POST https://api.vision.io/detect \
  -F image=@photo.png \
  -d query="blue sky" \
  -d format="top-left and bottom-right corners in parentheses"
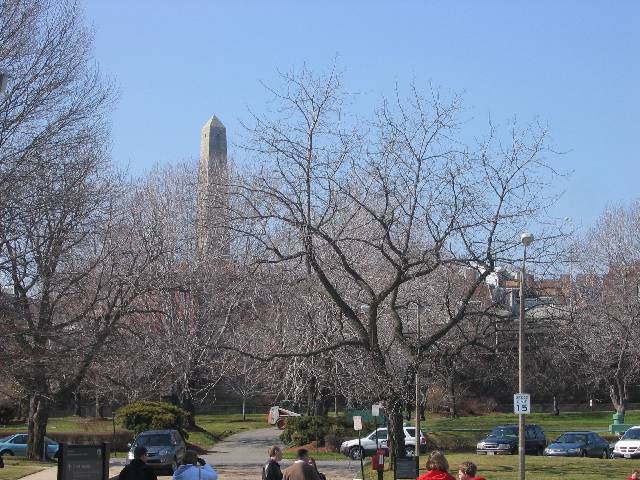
top-left (83, 1), bottom-right (639, 230)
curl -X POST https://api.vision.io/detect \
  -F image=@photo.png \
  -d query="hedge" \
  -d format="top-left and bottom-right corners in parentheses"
top-left (116, 401), bottom-right (191, 439)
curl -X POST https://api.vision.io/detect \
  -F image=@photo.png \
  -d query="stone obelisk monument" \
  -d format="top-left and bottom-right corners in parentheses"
top-left (196, 116), bottom-right (229, 257)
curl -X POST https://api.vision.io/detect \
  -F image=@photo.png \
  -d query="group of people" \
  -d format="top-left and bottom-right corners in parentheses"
top-left (263, 445), bottom-right (325, 480)
top-left (118, 446), bottom-right (218, 480)
top-left (117, 443), bottom-right (640, 480)
top-left (416, 451), bottom-right (485, 480)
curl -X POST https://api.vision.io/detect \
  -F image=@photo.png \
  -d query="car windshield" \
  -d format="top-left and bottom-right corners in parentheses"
top-left (555, 434), bottom-right (587, 444)
top-left (490, 427), bottom-right (518, 437)
top-left (136, 434), bottom-right (172, 446)
top-left (622, 429), bottom-right (640, 440)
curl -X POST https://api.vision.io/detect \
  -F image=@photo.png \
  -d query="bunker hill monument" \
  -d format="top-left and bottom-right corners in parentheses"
top-left (196, 116), bottom-right (229, 256)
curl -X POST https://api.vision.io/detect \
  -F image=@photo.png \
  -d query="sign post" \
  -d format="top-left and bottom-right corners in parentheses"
top-left (354, 416), bottom-right (364, 480)
top-left (372, 405), bottom-right (383, 480)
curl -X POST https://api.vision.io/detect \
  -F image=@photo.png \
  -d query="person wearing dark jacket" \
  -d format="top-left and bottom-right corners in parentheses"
top-left (119, 446), bottom-right (157, 480)
top-left (263, 445), bottom-right (283, 480)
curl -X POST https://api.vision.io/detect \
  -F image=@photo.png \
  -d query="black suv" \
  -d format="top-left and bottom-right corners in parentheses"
top-left (476, 424), bottom-right (546, 455)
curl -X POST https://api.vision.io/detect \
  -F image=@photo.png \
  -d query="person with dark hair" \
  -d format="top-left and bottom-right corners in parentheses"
top-left (118, 446), bottom-right (157, 480)
top-left (457, 461), bottom-right (486, 480)
top-left (263, 445), bottom-right (283, 480)
top-left (416, 450), bottom-right (455, 480)
top-left (173, 450), bottom-right (218, 480)
top-left (282, 448), bottom-right (321, 480)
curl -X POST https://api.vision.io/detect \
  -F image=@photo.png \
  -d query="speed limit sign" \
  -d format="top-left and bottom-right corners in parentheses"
top-left (514, 393), bottom-right (531, 415)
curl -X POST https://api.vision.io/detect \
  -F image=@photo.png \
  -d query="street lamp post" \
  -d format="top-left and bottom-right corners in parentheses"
top-left (518, 232), bottom-right (534, 480)
top-left (0, 71), bottom-right (7, 94)
top-left (407, 301), bottom-right (421, 474)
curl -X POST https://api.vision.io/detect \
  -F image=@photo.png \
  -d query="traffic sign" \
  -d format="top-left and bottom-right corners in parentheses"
top-left (353, 415), bottom-right (363, 430)
top-left (514, 393), bottom-right (530, 415)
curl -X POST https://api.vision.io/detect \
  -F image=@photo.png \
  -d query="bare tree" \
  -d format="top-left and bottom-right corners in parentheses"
top-left (572, 202), bottom-right (640, 415)
top-left (224, 66), bottom-right (561, 459)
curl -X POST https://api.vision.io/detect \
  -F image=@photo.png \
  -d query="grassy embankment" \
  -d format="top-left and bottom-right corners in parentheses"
top-left (0, 457), bottom-right (50, 480)
top-left (423, 409), bottom-right (640, 450)
top-left (366, 454), bottom-right (639, 480)
top-left (0, 412), bottom-right (268, 452)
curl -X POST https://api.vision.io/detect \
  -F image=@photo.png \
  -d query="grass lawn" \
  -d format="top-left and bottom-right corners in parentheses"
top-left (187, 413), bottom-right (267, 448)
top-left (418, 410), bottom-right (638, 451)
top-left (366, 454), bottom-right (640, 480)
top-left (0, 457), bottom-right (52, 480)
top-left (0, 412), bottom-right (270, 452)
top-left (427, 410), bottom-right (640, 433)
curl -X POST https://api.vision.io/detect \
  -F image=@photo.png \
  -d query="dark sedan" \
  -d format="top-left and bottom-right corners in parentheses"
top-left (544, 431), bottom-right (610, 458)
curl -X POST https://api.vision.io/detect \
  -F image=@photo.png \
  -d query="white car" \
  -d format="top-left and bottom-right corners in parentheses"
top-left (612, 426), bottom-right (640, 459)
top-left (339, 426), bottom-right (426, 459)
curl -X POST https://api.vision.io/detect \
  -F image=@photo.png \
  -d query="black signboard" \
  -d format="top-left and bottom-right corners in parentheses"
top-left (394, 457), bottom-right (418, 480)
top-left (57, 443), bottom-right (110, 480)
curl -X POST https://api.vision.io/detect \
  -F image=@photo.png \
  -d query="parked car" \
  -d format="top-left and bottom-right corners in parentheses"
top-left (0, 433), bottom-right (59, 458)
top-left (476, 424), bottom-right (546, 455)
top-left (544, 431), bottom-right (610, 458)
top-left (340, 426), bottom-right (426, 460)
top-left (127, 429), bottom-right (186, 473)
top-left (612, 426), bottom-right (640, 459)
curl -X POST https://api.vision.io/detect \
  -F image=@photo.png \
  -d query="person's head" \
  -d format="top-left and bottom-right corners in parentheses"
top-left (426, 451), bottom-right (449, 472)
top-left (268, 445), bottom-right (283, 461)
top-left (458, 461), bottom-right (478, 480)
top-left (296, 448), bottom-right (309, 461)
top-left (182, 450), bottom-right (199, 466)
top-left (133, 446), bottom-right (148, 461)
top-left (631, 469), bottom-right (640, 480)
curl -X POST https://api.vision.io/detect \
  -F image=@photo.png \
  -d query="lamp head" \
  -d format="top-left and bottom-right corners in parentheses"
top-left (520, 232), bottom-right (534, 247)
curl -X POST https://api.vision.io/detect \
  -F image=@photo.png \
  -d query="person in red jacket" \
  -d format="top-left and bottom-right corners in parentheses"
top-left (627, 468), bottom-right (640, 480)
top-left (457, 461), bottom-right (486, 480)
top-left (416, 451), bottom-right (455, 480)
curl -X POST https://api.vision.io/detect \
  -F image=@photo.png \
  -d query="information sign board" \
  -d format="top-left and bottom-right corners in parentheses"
top-left (353, 415), bottom-right (363, 431)
top-left (57, 443), bottom-right (110, 480)
top-left (394, 457), bottom-right (417, 479)
top-left (514, 393), bottom-right (531, 415)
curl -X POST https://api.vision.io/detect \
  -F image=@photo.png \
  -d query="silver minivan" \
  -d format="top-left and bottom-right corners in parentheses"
top-left (128, 429), bottom-right (186, 473)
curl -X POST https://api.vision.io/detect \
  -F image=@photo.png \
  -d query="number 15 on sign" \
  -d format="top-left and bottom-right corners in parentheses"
top-left (514, 393), bottom-right (530, 415)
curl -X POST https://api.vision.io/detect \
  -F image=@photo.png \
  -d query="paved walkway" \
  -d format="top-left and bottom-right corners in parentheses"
top-left (203, 427), bottom-right (361, 479)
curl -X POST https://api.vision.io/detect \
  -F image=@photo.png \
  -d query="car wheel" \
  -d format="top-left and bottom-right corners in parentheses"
top-left (405, 446), bottom-right (415, 457)
top-left (349, 447), bottom-right (363, 460)
top-left (168, 457), bottom-right (178, 474)
top-left (601, 449), bottom-right (609, 459)
top-left (580, 450), bottom-right (587, 457)
top-left (0, 450), bottom-right (13, 456)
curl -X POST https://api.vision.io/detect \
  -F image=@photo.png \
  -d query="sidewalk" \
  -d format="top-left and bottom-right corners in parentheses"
top-left (17, 466), bottom-right (127, 480)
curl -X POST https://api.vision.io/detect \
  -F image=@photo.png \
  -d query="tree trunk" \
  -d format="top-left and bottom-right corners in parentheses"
top-left (95, 391), bottom-right (101, 418)
top-left (552, 395), bottom-right (560, 416)
top-left (27, 394), bottom-right (50, 460)
top-left (73, 390), bottom-right (82, 416)
top-left (385, 397), bottom-right (406, 463)
top-left (610, 382), bottom-right (627, 416)
top-left (242, 397), bottom-right (246, 421)
top-left (447, 373), bottom-right (457, 418)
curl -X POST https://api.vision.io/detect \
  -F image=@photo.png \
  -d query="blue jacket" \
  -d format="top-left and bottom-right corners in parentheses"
top-left (172, 464), bottom-right (218, 480)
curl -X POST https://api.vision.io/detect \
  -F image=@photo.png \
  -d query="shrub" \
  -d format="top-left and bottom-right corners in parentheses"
top-left (281, 415), bottom-right (377, 447)
top-left (116, 401), bottom-right (191, 439)
top-left (0, 403), bottom-right (15, 425)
